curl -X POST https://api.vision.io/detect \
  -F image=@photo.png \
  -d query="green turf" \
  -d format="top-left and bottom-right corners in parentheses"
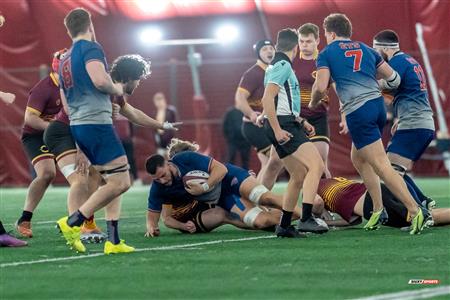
top-left (1, 179), bottom-right (449, 299)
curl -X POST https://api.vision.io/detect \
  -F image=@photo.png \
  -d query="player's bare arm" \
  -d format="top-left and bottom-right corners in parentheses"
top-left (161, 204), bottom-right (196, 233)
top-left (24, 110), bottom-right (50, 131)
top-left (86, 60), bottom-right (123, 96)
top-left (235, 88), bottom-right (258, 123)
top-left (186, 159), bottom-right (227, 196)
top-left (262, 83), bottom-right (292, 144)
top-left (120, 102), bottom-right (182, 131)
top-left (145, 210), bottom-right (161, 237)
top-left (310, 68), bottom-right (330, 108)
top-left (376, 62), bottom-right (401, 90)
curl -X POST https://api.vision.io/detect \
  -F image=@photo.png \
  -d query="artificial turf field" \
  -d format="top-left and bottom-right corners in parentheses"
top-left (1, 178), bottom-right (449, 299)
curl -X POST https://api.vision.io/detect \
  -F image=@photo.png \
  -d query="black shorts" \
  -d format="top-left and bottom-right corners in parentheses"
top-left (43, 121), bottom-right (77, 162)
top-left (263, 116), bottom-right (310, 159)
top-left (176, 202), bottom-right (215, 233)
top-left (306, 114), bottom-right (330, 144)
top-left (363, 183), bottom-right (409, 228)
top-left (241, 121), bottom-right (272, 155)
top-left (21, 132), bottom-right (54, 165)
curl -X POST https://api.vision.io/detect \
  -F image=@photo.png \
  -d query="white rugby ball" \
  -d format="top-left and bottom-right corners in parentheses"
top-left (183, 170), bottom-right (221, 203)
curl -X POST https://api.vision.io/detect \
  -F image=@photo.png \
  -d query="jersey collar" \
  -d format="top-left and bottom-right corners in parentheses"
top-left (49, 72), bottom-right (59, 87)
top-left (271, 52), bottom-right (292, 66)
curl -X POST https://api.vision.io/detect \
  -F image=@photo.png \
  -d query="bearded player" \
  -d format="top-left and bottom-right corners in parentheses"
top-left (312, 177), bottom-right (445, 229)
top-left (235, 40), bottom-right (283, 189)
top-left (293, 23), bottom-right (331, 178)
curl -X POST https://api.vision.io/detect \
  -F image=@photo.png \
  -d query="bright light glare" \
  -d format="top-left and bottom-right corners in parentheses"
top-left (215, 24), bottom-right (239, 43)
top-left (135, 0), bottom-right (169, 14)
top-left (140, 28), bottom-right (163, 44)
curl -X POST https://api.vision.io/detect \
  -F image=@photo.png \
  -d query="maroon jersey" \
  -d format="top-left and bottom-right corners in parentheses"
top-left (22, 73), bottom-right (62, 134)
top-left (237, 62), bottom-right (266, 117)
top-left (317, 177), bottom-right (367, 222)
top-left (292, 56), bottom-right (328, 118)
top-left (55, 109), bottom-right (70, 125)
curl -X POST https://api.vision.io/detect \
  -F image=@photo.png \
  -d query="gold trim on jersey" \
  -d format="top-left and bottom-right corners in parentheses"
top-left (310, 135), bottom-right (330, 142)
top-left (26, 106), bottom-right (42, 116)
top-left (237, 87), bottom-right (250, 95)
top-left (49, 72), bottom-right (59, 87)
top-left (55, 149), bottom-right (77, 162)
top-left (31, 153), bottom-right (54, 165)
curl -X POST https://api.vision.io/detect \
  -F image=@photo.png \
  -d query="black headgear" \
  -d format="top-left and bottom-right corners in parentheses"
top-left (253, 39), bottom-right (274, 61)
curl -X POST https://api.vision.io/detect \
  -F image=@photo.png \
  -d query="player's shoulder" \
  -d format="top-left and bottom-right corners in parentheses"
top-left (30, 75), bottom-right (53, 92)
top-left (76, 40), bottom-right (104, 53)
top-left (243, 63), bottom-right (264, 77)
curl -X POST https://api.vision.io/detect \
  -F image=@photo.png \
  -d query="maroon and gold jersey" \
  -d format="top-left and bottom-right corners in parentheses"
top-left (237, 62), bottom-right (267, 114)
top-left (22, 73), bottom-right (62, 134)
top-left (317, 177), bottom-right (367, 222)
top-left (292, 56), bottom-right (328, 118)
top-left (55, 109), bottom-right (69, 125)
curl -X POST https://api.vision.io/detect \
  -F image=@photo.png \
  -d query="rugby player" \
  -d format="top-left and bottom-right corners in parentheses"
top-left (235, 39), bottom-right (283, 189)
top-left (310, 13), bottom-right (427, 234)
top-left (145, 139), bottom-right (299, 236)
top-left (260, 28), bottom-right (328, 237)
top-left (293, 23), bottom-right (331, 178)
top-left (373, 30), bottom-right (436, 209)
top-left (312, 177), bottom-right (449, 229)
top-left (15, 49), bottom-right (66, 238)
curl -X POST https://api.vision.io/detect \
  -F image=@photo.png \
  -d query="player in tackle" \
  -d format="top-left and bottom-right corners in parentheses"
top-left (310, 13), bottom-right (428, 234)
top-left (373, 29), bottom-right (436, 210)
top-left (312, 177), bottom-right (449, 229)
top-left (260, 28), bottom-right (328, 237)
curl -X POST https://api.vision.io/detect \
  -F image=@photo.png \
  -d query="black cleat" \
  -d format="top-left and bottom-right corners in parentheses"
top-left (297, 217), bottom-right (329, 234)
top-left (422, 197), bottom-right (436, 210)
top-left (275, 225), bottom-right (307, 238)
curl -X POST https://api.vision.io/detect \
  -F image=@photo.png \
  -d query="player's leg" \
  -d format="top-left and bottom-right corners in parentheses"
top-left (103, 196), bottom-right (134, 254)
top-left (286, 143), bottom-right (328, 233)
top-left (228, 197), bottom-right (281, 230)
top-left (16, 157), bottom-right (56, 238)
top-left (255, 151), bottom-right (270, 182)
top-left (431, 209), bottom-right (450, 226)
top-left (259, 147), bottom-right (284, 189)
top-left (0, 220), bottom-right (28, 247)
top-left (312, 141), bottom-right (331, 178)
top-left (238, 173), bottom-right (301, 218)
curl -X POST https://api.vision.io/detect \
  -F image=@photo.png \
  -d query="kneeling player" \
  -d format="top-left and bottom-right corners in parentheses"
top-left (312, 177), bottom-right (446, 229)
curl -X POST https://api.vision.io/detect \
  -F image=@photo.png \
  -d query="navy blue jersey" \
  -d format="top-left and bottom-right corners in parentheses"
top-left (388, 52), bottom-right (434, 130)
top-left (147, 151), bottom-right (212, 212)
top-left (317, 40), bottom-right (383, 114)
top-left (59, 40), bottom-right (112, 125)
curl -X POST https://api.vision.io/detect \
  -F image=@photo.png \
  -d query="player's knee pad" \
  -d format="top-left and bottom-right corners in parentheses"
top-left (248, 185), bottom-right (268, 204)
top-left (60, 163), bottom-right (76, 179)
top-left (391, 163), bottom-right (407, 176)
top-left (243, 207), bottom-right (264, 227)
top-left (99, 164), bottom-right (130, 178)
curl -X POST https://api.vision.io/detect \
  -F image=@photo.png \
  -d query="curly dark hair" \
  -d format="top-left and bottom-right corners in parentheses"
top-left (110, 54), bottom-right (151, 83)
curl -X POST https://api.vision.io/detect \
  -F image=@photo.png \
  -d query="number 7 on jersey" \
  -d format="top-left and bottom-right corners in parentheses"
top-left (345, 49), bottom-right (363, 72)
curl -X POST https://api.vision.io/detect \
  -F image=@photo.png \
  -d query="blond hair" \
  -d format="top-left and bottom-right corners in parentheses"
top-left (167, 138), bottom-right (199, 159)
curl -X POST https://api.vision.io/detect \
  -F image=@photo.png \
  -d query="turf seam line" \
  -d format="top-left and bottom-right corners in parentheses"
top-left (349, 285), bottom-right (450, 300)
top-left (0, 235), bottom-right (275, 268)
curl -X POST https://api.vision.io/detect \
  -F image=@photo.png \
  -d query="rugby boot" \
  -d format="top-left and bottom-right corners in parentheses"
top-left (104, 240), bottom-right (135, 254)
top-left (297, 217), bottom-right (329, 234)
top-left (56, 216), bottom-right (86, 253)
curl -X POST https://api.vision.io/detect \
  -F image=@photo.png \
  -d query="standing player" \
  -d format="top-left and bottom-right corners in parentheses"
top-left (293, 23), bottom-right (331, 178)
top-left (235, 39), bottom-right (283, 189)
top-left (312, 177), bottom-right (449, 229)
top-left (55, 8), bottom-right (129, 254)
top-left (261, 28), bottom-right (328, 237)
top-left (15, 49), bottom-right (66, 238)
top-left (373, 30), bottom-right (436, 208)
top-left (310, 13), bottom-right (427, 234)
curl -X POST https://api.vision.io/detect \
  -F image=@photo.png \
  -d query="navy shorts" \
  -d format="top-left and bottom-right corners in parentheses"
top-left (217, 163), bottom-right (251, 212)
top-left (346, 97), bottom-right (386, 150)
top-left (70, 124), bottom-right (126, 165)
top-left (387, 128), bottom-right (434, 161)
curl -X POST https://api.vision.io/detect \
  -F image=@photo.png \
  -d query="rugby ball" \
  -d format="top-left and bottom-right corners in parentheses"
top-left (183, 170), bottom-right (221, 203)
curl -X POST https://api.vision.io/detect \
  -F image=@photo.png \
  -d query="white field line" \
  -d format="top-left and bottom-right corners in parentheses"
top-left (0, 235), bottom-right (275, 268)
top-left (350, 286), bottom-right (450, 300)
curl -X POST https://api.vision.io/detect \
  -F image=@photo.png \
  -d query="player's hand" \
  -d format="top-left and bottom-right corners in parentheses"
top-left (144, 227), bottom-right (160, 237)
top-left (391, 119), bottom-right (399, 136)
top-left (249, 111), bottom-right (258, 124)
top-left (303, 120), bottom-right (316, 137)
top-left (255, 114), bottom-right (265, 128)
top-left (75, 150), bottom-right (89, 175)
top-left (275, 129), bottom-right (293, 145)
top-left (184, 221), bottom-right (197, 233)
top-left (162, 121), bottom-right (183, 131)
top-left (112, 103), bottom-right (121, 119)
top-left (185, 182), bottom-right (206, 196)
top-left (339, 118), bottom-right (348, 135)
top-left (0, 92), bottom-right (15, 105)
